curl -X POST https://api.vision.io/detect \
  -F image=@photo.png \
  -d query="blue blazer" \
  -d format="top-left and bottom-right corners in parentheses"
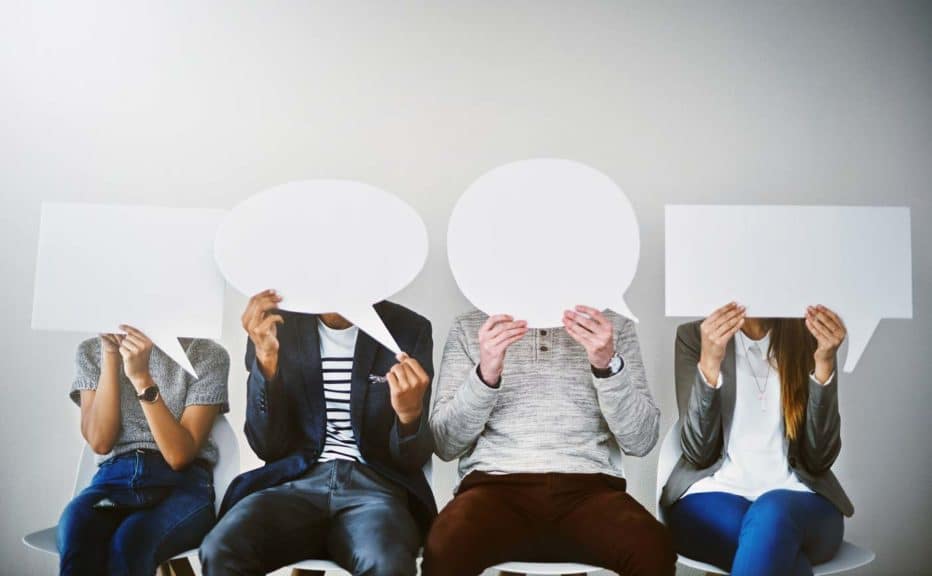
top-left (219, 301), bottom-right (437, 533)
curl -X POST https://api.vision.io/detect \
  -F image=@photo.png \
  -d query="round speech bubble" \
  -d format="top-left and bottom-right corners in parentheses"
top-left (447, 158), bottom-right (640, 326)
top-left (214, 180), bottom-right (428, 353)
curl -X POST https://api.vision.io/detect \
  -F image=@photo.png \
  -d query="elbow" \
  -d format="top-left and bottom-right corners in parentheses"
top-left (804, 438), bottom-right (841, 475)
top-left (83, 428), bottom-right (115, 455)
top-left (163, 451), bottom-right (195, 472)
top-left (88, 438), bottom-right (115, 456)
top-left (630, 413), bottom-right (661, 457)
top-left (679, 431), bottom-right (717, 468)
top-left (429, 429), bottom-right (461, 462)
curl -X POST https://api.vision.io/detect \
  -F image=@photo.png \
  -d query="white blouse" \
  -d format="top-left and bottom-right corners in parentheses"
top-left (684, 330), bottom-right (821, 500)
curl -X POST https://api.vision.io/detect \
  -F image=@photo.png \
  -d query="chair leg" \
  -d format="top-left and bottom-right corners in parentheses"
top-left (291, 570), bottom-right (325, 576)
top-left (169, 558), bottom-right (196, 576)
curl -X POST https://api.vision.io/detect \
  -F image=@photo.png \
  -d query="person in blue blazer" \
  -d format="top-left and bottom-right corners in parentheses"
top-left (200, 290), bottom-right (435, 576)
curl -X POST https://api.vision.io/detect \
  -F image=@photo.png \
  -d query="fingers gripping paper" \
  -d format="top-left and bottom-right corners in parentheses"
top-left (213, 180), bottom-right (428, 353)
top-left (664, 205), bottom-right (913, 372)
top-left (32, 203), bottom-right (227, 377)
top-left (447, 158), bottom-right (640, 327)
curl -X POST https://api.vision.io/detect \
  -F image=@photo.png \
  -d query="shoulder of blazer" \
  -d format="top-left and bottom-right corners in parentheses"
top-left (676, 320), bottom-right (702, 347)
top-left (374, 300), bottom-right (431, 333)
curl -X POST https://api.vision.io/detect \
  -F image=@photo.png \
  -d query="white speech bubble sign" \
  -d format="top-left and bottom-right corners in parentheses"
top-left (447, 158), bottom-right (640, 326)
top-left (32, 203), bottom-right (227, 377)
top-left (213, 180), bottom-right (428, 353)
top-left (665, 205), bottom-right (913, 372)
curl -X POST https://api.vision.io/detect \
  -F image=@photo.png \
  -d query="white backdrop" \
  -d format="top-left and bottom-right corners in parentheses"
top-left (1, 2), bottom-right (929, 575)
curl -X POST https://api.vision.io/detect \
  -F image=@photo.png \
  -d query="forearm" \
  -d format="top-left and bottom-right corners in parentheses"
top-left (135, 375), bottom-right (199, 470)
top-left (802, 373), bottom-right (841, 472)
top-left (81, 355), bottom-right (122, 453)
top-left (680, 367), bottom-right (724, 466)
top-left (244, 356), bottom-right (290, 460)
top-left (430, 365), bottom-right (499, 461)
top-left (594, 365), bottom-right (660, 457)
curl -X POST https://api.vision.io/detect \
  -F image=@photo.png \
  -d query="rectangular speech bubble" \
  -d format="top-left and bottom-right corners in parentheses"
top-left (32, 203), bottom-right (227, 376)
top-left (665, 205), bottom-right (912, 372)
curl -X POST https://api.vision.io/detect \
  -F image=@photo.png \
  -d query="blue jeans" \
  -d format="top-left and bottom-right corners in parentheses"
top-left (668, 490), bottom-right (843, 576)
top-left (58, 450), bottom-right (215, 576)
top-left (201, 460), bottom-right (421, 576)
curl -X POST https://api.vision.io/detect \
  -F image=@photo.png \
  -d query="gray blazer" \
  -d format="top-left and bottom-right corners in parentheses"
top-left (660, 321), bottom-right (854, 517)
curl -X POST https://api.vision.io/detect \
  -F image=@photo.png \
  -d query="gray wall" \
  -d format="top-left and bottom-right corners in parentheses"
top-left (2, 1), bottom-right (929, 574)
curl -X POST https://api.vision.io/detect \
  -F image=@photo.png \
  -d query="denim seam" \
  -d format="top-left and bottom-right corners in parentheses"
top-left (148, 498), bottom-right (214, 564)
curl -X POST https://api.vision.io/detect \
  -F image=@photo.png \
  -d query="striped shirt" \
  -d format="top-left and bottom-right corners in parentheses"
top-left (318, 320), bottom-right (363, 463)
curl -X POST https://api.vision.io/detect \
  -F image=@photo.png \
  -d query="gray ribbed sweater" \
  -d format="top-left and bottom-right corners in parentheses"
top-left (71, 337), bottom-right (230, 465)
top-left (431, 309), bottom-right (660, 484)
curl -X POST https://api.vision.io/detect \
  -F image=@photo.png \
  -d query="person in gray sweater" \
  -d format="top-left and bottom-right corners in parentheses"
top-left (423, 306), bottom-right (675, 576)
top-left (57, 328), bottom-right (229, 576)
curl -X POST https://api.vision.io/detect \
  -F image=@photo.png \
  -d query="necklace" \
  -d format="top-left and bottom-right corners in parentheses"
top-left (740, 332), bottom-right (772, 412)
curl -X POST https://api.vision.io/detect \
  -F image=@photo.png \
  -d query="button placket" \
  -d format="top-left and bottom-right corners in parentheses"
top-left (536, 328), bottom-right (553, 361)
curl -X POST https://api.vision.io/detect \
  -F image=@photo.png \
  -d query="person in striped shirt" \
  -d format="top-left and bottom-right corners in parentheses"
top-left (201, 290), bottom-right (436, 576)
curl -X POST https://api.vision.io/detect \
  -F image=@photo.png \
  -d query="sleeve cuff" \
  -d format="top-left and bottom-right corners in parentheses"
top-left (697, 363), bottom-right (722, 389)
top-left (590, 361), bottom-right (627, 389)
top-left (810, 370), bottom-right (836, 387)
top-left (462, 363), bottom-right (501, 407)
top-left (807, 372), bottom-right (838, 407)
top-left (394, 412), bottom-right (425, 444)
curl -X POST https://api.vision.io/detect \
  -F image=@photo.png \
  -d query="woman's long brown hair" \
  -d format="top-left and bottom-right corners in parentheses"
top-left (764, 319), bottom-right (817, 441)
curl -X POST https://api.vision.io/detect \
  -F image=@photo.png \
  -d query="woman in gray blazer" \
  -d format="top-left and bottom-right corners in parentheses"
top-left (660, 303), bottom-right (852, 576)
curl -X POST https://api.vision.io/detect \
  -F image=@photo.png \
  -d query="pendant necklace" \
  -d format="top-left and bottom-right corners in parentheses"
top-left (741, 333), bottom-right (772, 412)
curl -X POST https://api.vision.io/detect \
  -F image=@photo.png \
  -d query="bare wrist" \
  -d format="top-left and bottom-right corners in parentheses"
top-left (130, 373), bottom-right (154, 393)
top-left (478, 364), bottom-right (501, 388)
top-left (256, 350), bottom-right (279, 378)
top-left (698, 356), bottom-right (722, 388)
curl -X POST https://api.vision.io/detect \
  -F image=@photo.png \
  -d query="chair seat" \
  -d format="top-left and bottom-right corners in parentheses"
top-left (287, 559), bottom-right (601, 574)
top-left (23, 527), bottom-right (58, 555)
top-left (677, 541), bottom-right (876, 576)
top-left (289, 559), bottom-right (344, 570)
top-left (491, 561), bottom-right (602, 574)
top-left (25, 526), bottom-right (199, 562)
top-left (170, 548), bottom-right (198, 560)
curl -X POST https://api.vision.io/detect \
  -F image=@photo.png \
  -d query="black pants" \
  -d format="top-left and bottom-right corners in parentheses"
top-left (200, 460), bottom-right (421, 576)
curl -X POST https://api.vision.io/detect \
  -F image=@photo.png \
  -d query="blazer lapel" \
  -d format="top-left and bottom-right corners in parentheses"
top-left (350, 328), bottom-right (379, 440)
top-left (298, 314), bottom-right (323, 413)
top-left (721, 337), bottom-right (737, 444)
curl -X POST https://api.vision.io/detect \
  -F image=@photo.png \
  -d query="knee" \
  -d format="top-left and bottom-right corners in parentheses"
top-left (107, 526), bottom-right (158, 576)
top-left (199, 520), bottom-right (240, 568)
top-left (636, 518), bottom-right (677, 576)
top-left (56, 496), bottom-right (97, 555)
top-left (742, 493), bottom-right (796, 534)
top-left (423, 514), bottom-right (461, 564)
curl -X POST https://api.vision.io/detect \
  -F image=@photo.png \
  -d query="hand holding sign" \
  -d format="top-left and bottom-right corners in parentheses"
top-left (32, 203), bottom-right (226, 377)
top-left (214, 180), bottom-right (428, 354)
top-left (665, 205), bottom-right (913, 372)
top-left (448, 158), bottom-right (641, 327)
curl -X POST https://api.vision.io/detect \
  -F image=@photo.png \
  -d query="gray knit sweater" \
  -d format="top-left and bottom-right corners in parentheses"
top-left (71, 337), bottom-right (230, 465)
top-left (431, 309), bottom-right (660, 484)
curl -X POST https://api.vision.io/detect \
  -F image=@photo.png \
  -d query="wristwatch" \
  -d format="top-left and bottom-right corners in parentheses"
top-left (591, 353), bottom-right (625, 378)
top-left (136, 385), bottom-right (160, 404)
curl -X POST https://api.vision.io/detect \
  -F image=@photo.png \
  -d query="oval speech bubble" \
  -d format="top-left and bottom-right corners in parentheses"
top-left (214, 180), bottom-right (428, 353)
top-left (447, 158), bottom-right (640, 326)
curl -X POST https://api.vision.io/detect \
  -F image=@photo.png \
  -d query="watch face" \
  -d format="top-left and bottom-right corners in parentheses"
top-left (610, 355), bottom-right (623, 372)
top-left (140, 386), bottom-right (159, 402)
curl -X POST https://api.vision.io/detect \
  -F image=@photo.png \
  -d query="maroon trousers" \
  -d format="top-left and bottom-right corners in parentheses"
top-left (423, 471), bottom-right (676, 576)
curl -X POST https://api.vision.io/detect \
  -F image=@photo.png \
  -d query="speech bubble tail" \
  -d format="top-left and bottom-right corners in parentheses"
top-left (150, 334), bottom-right (198, 378)
top-left (343, 306), bottom-right (402, 355)
top-left (841, 316), bottom-right (880, 373)
top-left (613, 300), bottom-right (639, 324)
